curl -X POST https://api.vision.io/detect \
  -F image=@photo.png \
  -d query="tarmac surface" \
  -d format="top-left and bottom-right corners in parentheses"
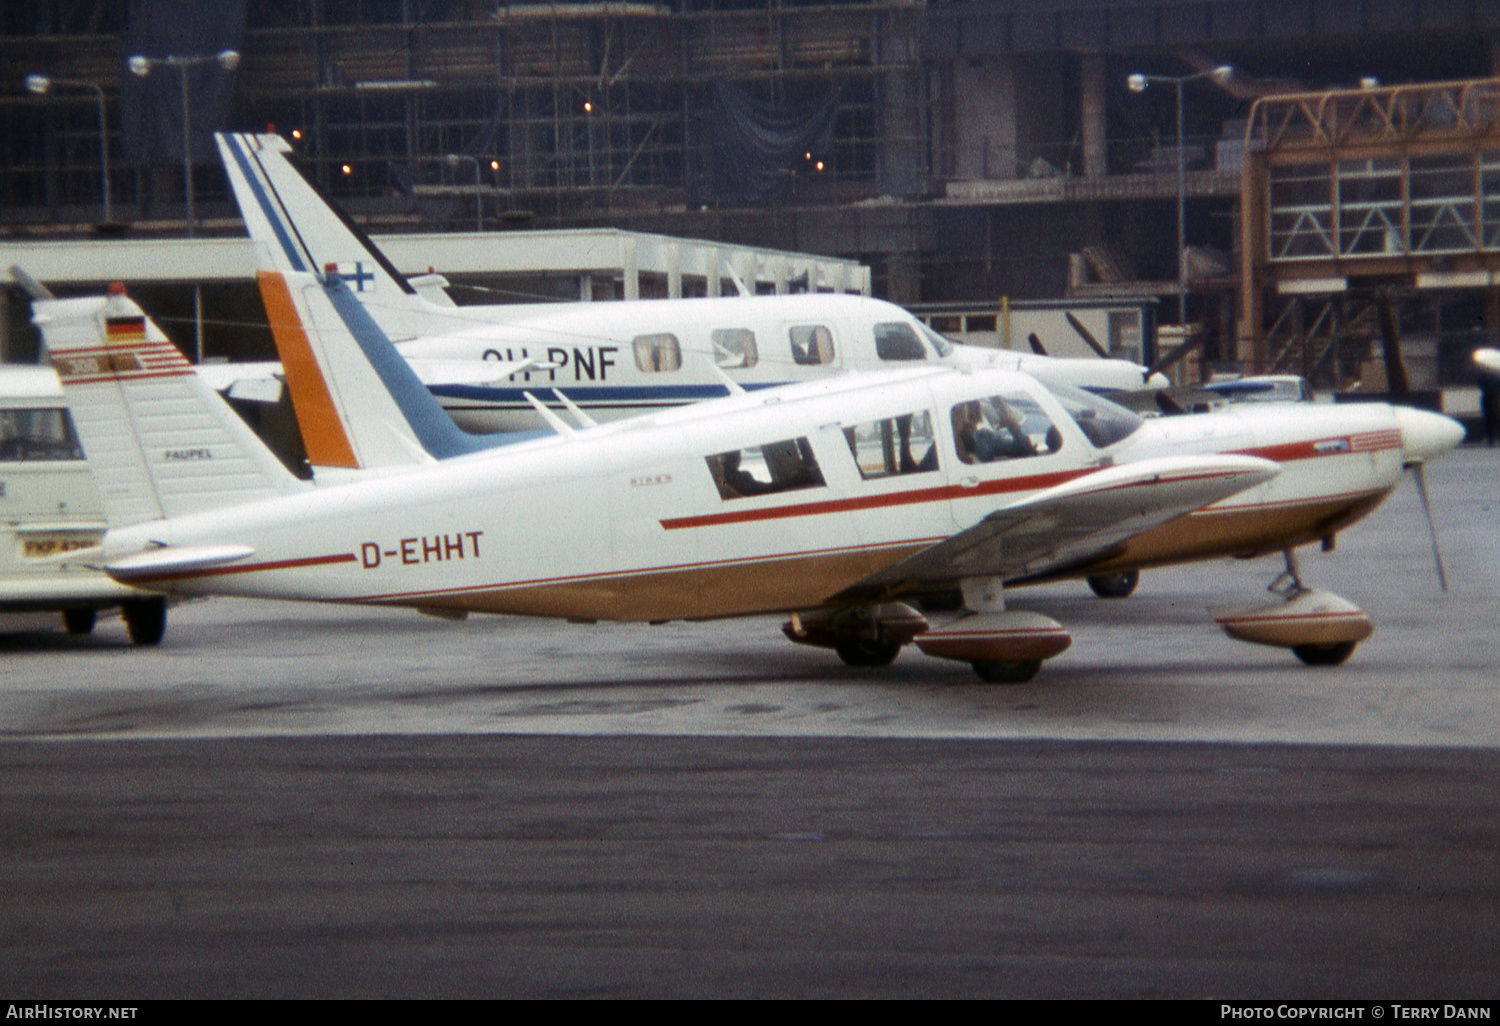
top-left (1, 446), bottom-right (1497, 998)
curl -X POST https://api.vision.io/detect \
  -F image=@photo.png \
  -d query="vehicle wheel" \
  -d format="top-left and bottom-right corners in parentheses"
top-left (1087, 570), bottom-right (1139, 599)
top-left (1292, 641), bottom-right (1356, 666)
top-left (61, 607), bottom-right (97, 636)
top-left (971, 659), bottom-right (1041, 684)
top-left (121, 597), bottom-right (167, 647)
top-left (835, 635), bottom-right (902, 668)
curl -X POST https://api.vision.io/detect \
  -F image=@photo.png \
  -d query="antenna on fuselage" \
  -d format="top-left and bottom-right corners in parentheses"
top-left (551, 388), bottom-right (598, 428)
top-left (521, 391), bottom-right (576, 437)
top-left (707, 359), bottom-right (747, 397)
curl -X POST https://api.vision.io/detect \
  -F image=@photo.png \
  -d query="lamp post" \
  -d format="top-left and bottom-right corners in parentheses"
top-left (1127, 65), bottom-right (1233, 328)
top-left (445, 153), bottom-right (482, 231)
top-left (26, 74), bottom-right (113, 223)
top-left (126, 49), bottom-right (240, 237)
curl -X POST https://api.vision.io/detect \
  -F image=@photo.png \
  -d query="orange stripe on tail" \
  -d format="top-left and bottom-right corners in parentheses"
top-left (257, 270), bottom-right (360, 469)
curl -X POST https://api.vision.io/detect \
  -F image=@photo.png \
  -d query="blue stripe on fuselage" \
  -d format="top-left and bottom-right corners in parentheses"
top-left (429, 381), bottom-right (787, 404)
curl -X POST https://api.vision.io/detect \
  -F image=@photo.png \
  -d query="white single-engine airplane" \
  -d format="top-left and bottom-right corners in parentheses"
top-left (211, 131), bottom-right (1166, 432)
top-left (38, 270), bottom-right (1463, 679)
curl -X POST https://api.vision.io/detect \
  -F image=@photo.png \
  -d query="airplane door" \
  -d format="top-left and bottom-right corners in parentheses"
top-left (940, 385), bottom-right (1077, 533)
top-left (830, 388), bottom-right (955, 573)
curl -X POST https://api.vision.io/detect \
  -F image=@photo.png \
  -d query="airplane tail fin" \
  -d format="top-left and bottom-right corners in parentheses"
top-left (216, 132), bottom-right (450, 342)
top-left (258, 269), bottom-right (497, 479)
top-left (36, 284), bottom-right (305, 528)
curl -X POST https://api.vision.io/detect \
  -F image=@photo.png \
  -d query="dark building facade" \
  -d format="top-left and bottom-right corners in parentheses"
top-left (7, 1), bottom-right (1500, 381)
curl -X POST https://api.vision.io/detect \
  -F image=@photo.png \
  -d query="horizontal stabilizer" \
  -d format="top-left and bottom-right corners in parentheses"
top-left (105, 544), bottom-right (256, 581)
top-left (35, 285), bottom-right (305, 527)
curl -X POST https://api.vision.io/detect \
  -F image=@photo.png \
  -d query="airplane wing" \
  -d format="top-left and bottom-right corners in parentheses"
top-left (103, 544), bottom-right (257, 582)
top-left (193, 355), bottom-right (544, 404)
top-left (833, 453), bottom-right (1278, 601)
top-left (402, 355), bottom-right (549, 388)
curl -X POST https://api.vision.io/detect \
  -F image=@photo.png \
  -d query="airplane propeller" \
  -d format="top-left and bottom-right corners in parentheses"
top-left (1028, 332), bottom-right (1047, 356)
top-left (1145, 329), bottom-right (1208, 380)
top-left (1373, 286), bottom-right (1451, 592)
top-left (1375, 286), bottom-right (1411, 398)
top-left (1064, 312), bottom-right (1112, 360)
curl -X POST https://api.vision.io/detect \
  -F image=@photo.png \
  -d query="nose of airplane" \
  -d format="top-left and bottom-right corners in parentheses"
top-left (1392, 405), bottom-right (1466, 465)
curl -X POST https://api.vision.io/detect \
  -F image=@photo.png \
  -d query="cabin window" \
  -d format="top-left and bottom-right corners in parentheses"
top-left (874, 322), bottom-right (927, 361)
top-left (707, 437), bottom-right (826, 500)
top-left (843, 411), bottom-right (939, 479)
top-left (712, 328), bottom-right (758, 369)
top-left (0, 407), bottom-right (85, 462)
top-left (951, 393), bottom-right (1063, 465)
top-left (788, 324), bottom-right (835, 366)
top-left (632, 333), bottom-right (682, 372)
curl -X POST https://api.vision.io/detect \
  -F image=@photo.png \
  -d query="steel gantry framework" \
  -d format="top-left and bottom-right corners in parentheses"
top-left (1240, 77), bottom-right (1500, 383)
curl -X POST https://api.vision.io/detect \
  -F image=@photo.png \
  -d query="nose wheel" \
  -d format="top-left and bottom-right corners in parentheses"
top-left (1086, 570), bottom-right (1139, 599)
top-left (1215, 550), bottom-right (1372, 666)
top-left (970, 659), bottom-right (1042, 684)
top-left (1292, 641), bottom-right (1357, 666)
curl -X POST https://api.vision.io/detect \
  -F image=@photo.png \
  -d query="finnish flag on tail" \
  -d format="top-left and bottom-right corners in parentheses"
top-left (333, 261), bottom-right (377, 291)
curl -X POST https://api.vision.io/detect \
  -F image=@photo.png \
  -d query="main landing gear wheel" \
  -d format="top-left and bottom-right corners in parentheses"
top-left (835, 635), bottom-right (902, 668)
top-left (61, 607), bottom-right (97, 636)
top-left (121, 597), bottom-right (167, 647)
top-left (971, 659), bottom-right (1042, 684)
top-left (1087, 570), bottom-right (1139, 599)
top-left (1292, 641), bottom-right (1357, 666)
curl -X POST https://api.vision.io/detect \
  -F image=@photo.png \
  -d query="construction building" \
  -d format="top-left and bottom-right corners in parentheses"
top-left (6, 1), bottom-right (1500, 394)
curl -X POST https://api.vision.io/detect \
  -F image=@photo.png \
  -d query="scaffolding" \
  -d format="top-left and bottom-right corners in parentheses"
top-left (1, 1), bottom-right (925, 226)
top-left (1240, 77), bottom-right (1500, 385)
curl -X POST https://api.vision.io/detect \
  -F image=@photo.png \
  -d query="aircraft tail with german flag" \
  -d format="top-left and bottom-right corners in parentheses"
top-left (35, 283), bottom-right (308, 528)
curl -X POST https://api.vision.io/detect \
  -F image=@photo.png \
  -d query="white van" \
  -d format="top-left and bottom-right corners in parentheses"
top-left (0, 365), bottom-right (166, 643)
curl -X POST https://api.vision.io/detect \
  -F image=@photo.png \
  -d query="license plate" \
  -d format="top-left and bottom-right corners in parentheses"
top-left (21, 537), bottom-right (98, 559)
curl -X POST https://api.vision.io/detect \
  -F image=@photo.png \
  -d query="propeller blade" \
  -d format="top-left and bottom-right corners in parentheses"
top-left (1410, 463), bottom-right (1449, 592)
top-left (1147, 330), bottom-right (1207, 378)
top-left (1028, 332), bottom-right (1048, 356)
top-left (1064, 312), bottom-right (1111, 359)
top-left (1376, 287), bottom-right (1411, 399)
top-left (1154, 390), bottom-right (1189, 416)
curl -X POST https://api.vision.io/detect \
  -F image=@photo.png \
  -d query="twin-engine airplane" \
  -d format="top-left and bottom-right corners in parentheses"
top-left (211, 131), bottom-right (1166, 432)
top-left (38, 269), bottom-right (1463, 680)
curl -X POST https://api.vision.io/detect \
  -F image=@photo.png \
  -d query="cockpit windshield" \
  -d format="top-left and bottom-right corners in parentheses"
top-left (1039, 380), bottom-right (1143, 448)
top-left (915, 321), bottom-right (955, 358)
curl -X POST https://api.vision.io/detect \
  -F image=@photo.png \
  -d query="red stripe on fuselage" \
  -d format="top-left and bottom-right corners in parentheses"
top-left (662, 431), bottom-right (1403, 532)
top-left (661, 468), bottom-right (1090, 530)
